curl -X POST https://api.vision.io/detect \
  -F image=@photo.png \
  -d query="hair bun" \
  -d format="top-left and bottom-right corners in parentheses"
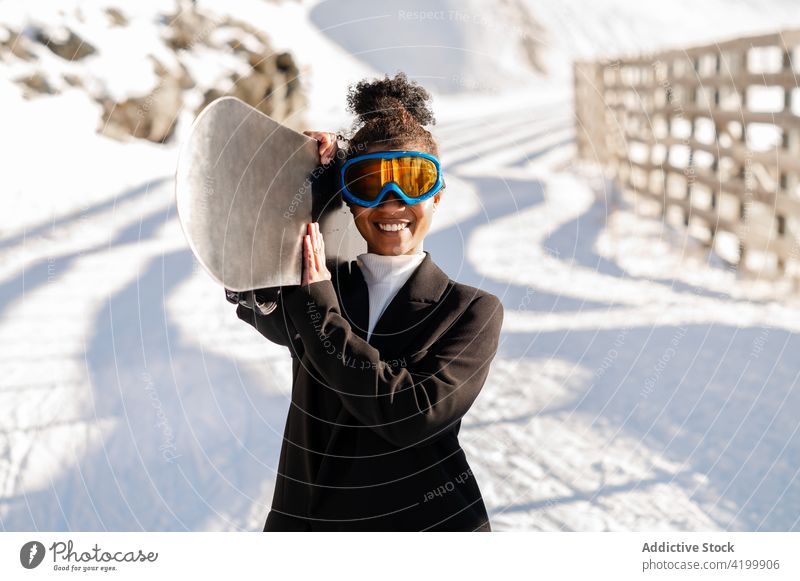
top-left (346, 72), bottom-right (435, 127)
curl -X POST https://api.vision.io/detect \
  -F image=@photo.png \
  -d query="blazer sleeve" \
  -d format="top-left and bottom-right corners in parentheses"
top-left (283, 279), bottom-right (503, 448)
top-left (235, 289), bottom-right (303, 356)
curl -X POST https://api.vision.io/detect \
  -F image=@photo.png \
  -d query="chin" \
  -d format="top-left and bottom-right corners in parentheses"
top-left (375, 243), bottom-right (404, 255)
top-left (370, 238), bottom-right (412, 255)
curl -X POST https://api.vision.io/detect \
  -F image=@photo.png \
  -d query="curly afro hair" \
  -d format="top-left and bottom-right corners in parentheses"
top-left (340, 71), bottom-right (439, 159)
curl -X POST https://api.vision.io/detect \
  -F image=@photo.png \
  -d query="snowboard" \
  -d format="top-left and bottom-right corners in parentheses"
top-left (175, 96), bottom-right (366, 295)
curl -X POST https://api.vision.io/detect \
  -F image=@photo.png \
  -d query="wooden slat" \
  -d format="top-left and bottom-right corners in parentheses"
top-left (639, 134), bottom-right (800, 176)
top-left (607, 103), bottom-right (800, 129)
top-left (598, 29), bottom-right (800, 67)
top-left (606, 71), bottom-right (800, 91)
top-left (633, 159), bottom-right (800, 216)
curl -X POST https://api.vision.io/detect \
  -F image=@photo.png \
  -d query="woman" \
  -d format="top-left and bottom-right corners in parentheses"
top-left (234, 72), bottom-right (504, 531)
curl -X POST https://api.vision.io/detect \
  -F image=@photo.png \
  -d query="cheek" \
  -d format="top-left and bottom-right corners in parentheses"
top-left (412, 205), bottom-right (432, 226)
top-left (353, 210), bottom-right (375, 234)
top-left (352, 208), bottom-right (371, 225)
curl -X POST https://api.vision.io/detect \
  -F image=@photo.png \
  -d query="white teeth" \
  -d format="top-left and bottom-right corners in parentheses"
top-left (377, 223), bottom-right (408, 232)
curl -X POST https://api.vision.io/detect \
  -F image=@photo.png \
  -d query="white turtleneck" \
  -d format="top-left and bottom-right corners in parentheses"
top-left (356, 247), bottom-right (426, 343)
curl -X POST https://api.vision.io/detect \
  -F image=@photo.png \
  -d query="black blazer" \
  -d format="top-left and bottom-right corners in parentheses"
top-left (235, 250), bottom-right (504, 531)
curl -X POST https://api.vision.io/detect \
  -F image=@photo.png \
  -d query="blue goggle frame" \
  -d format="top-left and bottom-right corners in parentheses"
top-left (339, 150), bottom-right (445, 208)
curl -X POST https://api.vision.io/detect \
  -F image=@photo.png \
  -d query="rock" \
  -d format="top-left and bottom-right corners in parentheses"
top-left (98, 55), bottom-right (193, 143)
top-left (17, 72), bottom-right (55, 97)
top-left (275, 52), bottom-right (296, 73)
top-left (105, 8), bottom-right (128, 27)
top-left (176, 61), bottom-right (195, 90)
top-left (100, 76), bottom-right (183, 143)
top-left (233, 71), bottom-right (272, 111)
top-left (33, 27), bottom-right (96, 61)
top-left (151, 56), bottom-right (194, 90)
top-left (1, 27), bottom-right (37, 61)
top-left (227, 38), bottom-right (244, 52)
top-left (162, 7), bottom-right (215, 51)
top-left (194, 26), bottom-right (306, 129)
top-left (63, 73), bottom-right (82, 87)
top-left (275, 51), bottom-right (302, 100)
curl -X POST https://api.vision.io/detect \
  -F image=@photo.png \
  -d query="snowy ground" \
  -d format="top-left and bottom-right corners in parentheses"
top-left (1, 0), bottom-right (799, 532)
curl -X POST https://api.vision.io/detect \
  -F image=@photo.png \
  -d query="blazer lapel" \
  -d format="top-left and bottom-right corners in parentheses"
top-left (335, 259), bottom-right (370, 342)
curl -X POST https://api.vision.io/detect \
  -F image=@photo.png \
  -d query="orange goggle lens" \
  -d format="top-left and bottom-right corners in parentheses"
top-left (343, 156), bottom-right (439, 201)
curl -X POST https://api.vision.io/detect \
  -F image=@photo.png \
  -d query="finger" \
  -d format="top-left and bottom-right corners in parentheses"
top-left (311, 223), bottom-right (317, 256)
top-left (302, 235), bottom-right (310, 285)
top-left (306, 224), bottom-right (314, 271)
top-left (317, 227), bottom-right (324, 271)
top-left (312, 223), bottom-right (322, 270)
top-left (308, 225), bottom-right (319, 270)
top-left (306, 235), bottom-right (317, 280)
top-left (322, 146), bottom-right (337, 165)
top-left (303, 132), bottom-right (331, 160)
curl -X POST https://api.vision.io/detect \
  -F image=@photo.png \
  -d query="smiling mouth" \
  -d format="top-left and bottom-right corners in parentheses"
top-left (373, 221), bottom-right (411, 234)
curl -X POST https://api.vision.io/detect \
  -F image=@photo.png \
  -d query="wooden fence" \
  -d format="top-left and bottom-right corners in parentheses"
top-left (574, 30), bottom-right (800, 280)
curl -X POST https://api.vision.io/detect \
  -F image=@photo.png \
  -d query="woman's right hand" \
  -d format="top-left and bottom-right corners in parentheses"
top-left (302, 130), bottom-right (338, 165)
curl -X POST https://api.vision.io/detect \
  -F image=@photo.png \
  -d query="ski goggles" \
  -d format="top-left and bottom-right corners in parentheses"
top-left (339, 150), bottom-right (444, 207)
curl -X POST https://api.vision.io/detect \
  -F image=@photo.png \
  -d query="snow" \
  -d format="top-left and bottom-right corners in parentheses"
top-left (1, 0), bottom-right (799, 532)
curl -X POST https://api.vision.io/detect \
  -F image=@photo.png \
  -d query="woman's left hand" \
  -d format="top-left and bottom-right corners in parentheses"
top-left (301, 222), bottom-right (332, 286)
top-left (302, 131), bottom-right (338, 165)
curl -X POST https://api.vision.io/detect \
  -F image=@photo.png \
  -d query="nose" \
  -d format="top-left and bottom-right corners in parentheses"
top-left (380, 191), bottom-right (405, 206)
